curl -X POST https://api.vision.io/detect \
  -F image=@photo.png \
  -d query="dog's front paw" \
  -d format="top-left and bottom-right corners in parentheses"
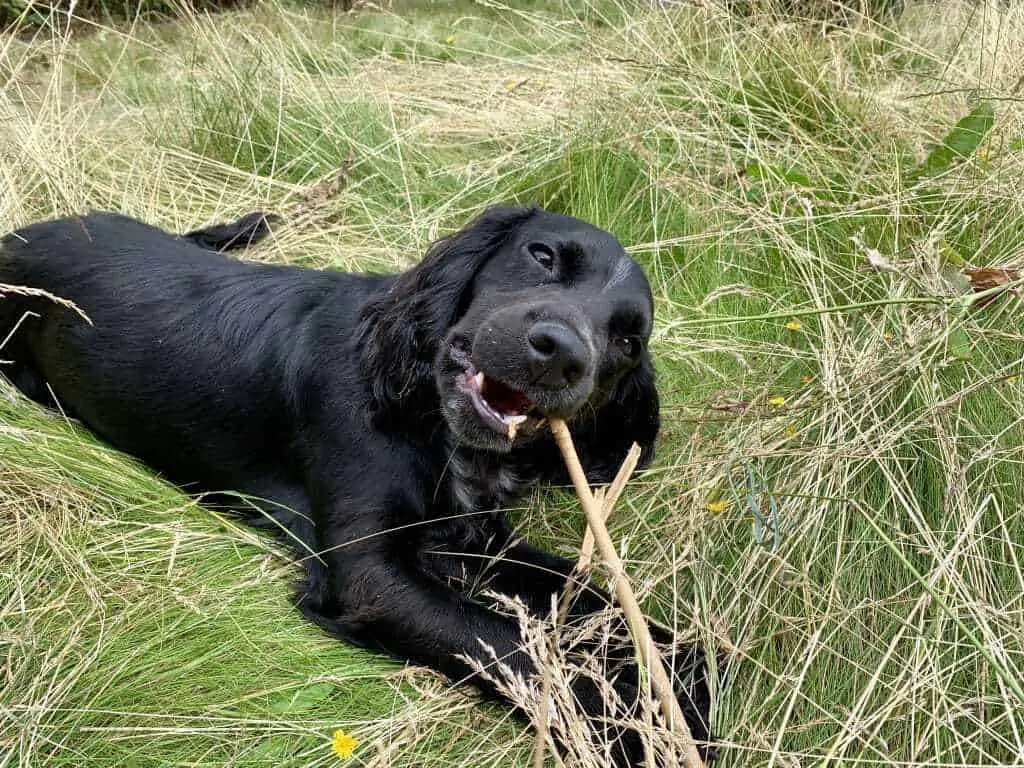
top-left (568, 675), bottom-right (646, 767)
top-left (608, 640), bottom-right (719, 764)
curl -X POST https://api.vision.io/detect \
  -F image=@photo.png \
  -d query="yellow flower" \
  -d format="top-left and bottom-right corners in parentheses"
top-left (784, 319), bottom-right (802, 331)
top-left (331, 729), bottom-right (359, 760)
top-left (784, 423), bottom-right (797, 438)
top-left (767, 395), bottom-right (786, 406)
top-left (1007, 375), bottom-right (1019, 385)
top-left (444, 35), bottom-right (455, 45)
top-left (707, 500), bottom-right (728, 514)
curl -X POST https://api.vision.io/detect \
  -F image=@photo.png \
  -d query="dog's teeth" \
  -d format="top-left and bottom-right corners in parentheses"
top-left (504, 414), bottom-right (527, 441)
top-left (472, 372), bottom-right (484, 390)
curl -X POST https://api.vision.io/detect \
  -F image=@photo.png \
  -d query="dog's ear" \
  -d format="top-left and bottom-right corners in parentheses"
top-left (567, 351), bottom-right (660, 483)
top-left (358, 204), bottom-right (538, 417)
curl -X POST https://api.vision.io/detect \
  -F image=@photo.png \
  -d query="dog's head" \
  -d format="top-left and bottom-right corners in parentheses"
top-left (359, 205), bottom-right (659, 472)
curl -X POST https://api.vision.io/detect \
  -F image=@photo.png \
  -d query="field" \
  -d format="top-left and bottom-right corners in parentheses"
top-left (2, 1), bottom-right (1023, 766)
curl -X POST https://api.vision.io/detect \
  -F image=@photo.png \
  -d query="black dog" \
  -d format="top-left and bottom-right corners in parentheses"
top-left (0, 206), bottom-right (716, 764)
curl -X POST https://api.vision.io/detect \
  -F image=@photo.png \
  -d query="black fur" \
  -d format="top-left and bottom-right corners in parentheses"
top-left (180, 210), bottom-right (281, 251)
top-left (0, 206), bottom-right (716, 765)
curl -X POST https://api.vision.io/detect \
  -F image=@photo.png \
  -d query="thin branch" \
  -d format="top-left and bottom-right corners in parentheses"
top-left (532, 444), bottom-right (641, 768)
top-left (550, 418), bottom-right (704, 768)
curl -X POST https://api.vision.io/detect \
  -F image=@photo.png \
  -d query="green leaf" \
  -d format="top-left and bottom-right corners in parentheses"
top-left (920, 102), bottom-right (995, 176)
top-left (268, 682), bottom-right (334, 714)
top-left (947, 327), bottom-right (973, 361)
top-left (744, 161), bottom-right (813, 188)
top-left (744, 161), bottom-right (767, 179)
top-left (936, 238), bottom-right (966, 267)
top-left (249, 735), bottom-right (293, 760)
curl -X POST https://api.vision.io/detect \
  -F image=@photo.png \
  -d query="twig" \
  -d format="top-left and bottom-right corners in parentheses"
top-left (531, 445), bottom-right (641, 768)
top-left (549, 418), bottom-right (704, 768)
top-left (579, 445), bottom-right (640, 570)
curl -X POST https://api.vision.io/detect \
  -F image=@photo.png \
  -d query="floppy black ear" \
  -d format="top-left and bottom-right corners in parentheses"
top-left (357, 204), bottom-right (539, 418)
top-left (568, 351), bottom-right (661, 483)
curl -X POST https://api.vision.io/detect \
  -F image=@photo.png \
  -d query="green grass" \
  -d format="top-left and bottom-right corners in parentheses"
top-left (2, 0), bottom-right (1024, 766)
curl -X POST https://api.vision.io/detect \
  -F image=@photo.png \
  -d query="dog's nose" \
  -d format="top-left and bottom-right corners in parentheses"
top-left (526, 321), bottom-right (590, 388)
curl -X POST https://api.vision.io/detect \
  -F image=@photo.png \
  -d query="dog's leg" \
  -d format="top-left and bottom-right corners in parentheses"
top-left (297, 540), bottom-right (550, 698)
top-left (417, 523), bottom-right (720, 761)
top-left (418, 517), bottom-right (613, 619)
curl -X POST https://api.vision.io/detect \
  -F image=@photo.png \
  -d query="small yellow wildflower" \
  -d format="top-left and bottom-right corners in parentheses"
top-left (331, 729), bottom-right (358, 760)
top-left (784, 423), bottom-right (797, 438)
top-left (767, 395), bottom-right (786, 406)
top-left (707, 500), bottom-right (728, 514)
top-left (444, 35), bottom-right (456, 45)
top-left (799, 375), bottom-right (812, 385)
top-left (784, 319), bottom-right (802, 331)
top-left (1007, 375), bottom-right (1019, 385)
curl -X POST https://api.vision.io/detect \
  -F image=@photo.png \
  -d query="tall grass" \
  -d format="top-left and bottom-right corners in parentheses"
top-left (2, 1), bottom-right (1023, 766)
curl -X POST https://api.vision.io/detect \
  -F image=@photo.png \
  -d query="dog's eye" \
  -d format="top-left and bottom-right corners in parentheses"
top-left (614, 336), bottom-right (641, 358)
top-left (526, 243), bottom-right (556, 271)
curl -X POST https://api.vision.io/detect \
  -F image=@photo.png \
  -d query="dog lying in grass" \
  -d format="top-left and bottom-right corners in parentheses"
top-left (0, 205), bottom-right (717, 765)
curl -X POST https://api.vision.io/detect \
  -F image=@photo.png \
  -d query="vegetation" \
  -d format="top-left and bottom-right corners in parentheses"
top-left (1, 0), bottom-right (251, 30)
top-left (2, 1), bottom-right (1022, 766)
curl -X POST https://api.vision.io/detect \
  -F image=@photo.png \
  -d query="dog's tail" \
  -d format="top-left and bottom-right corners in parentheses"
top-left (181, 211), bottom-right (281, 253)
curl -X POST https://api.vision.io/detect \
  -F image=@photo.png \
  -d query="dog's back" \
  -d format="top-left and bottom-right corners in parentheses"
top-left (0, 212), bottom-right (276, 406)
top-left (0, 211), bottom-right (326, 493)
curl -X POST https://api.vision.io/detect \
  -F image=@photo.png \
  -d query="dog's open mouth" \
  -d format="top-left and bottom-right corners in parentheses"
top-left (456, 364), bottom-right (541, 440)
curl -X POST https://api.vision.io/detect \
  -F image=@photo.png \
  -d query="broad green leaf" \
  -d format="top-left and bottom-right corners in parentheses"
top-left (744, 161), bottom-right (813, 188)
top-left (268, 682), bottom-right (335, 714)
top-left (947, 327), bottom-right (974, 361)
top-left (921, 102), bottom-right (995, 176)
top-left (936, 238), bottom-right (966, 267)
top-left (249, 735), bottom-right (293, 760)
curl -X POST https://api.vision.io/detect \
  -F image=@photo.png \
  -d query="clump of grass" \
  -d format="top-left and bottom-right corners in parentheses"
top-left (3, 1), bottom-right (1024, 766)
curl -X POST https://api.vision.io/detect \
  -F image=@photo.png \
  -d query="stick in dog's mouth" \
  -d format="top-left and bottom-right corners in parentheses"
top-left (547, 417), bottom-right (705, 768)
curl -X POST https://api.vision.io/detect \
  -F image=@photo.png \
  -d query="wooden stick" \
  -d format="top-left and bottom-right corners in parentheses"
top-left (549, 418), bottom-right (704, 768)
top-left (532, 445), bottom-right (643, 768)
top-left (578, 443), bottom-right (641, 570)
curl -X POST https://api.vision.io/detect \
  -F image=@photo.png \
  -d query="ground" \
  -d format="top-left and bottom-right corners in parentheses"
top-left (1, 1), bottom-right (1023, 766)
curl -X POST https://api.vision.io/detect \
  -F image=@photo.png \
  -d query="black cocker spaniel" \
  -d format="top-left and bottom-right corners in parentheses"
top-left (0, 205), bottom-right (716, 765)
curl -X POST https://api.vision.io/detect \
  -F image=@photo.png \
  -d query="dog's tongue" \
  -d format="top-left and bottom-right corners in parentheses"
top-left (482, 377), bottom-right (530, 416)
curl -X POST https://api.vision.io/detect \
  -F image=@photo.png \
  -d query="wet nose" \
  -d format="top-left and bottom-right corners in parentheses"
top-left (526, 321), bottom-right (590, 388)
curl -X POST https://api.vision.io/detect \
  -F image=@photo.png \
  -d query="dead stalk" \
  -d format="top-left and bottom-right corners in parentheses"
top-left (548, 417), bottom-right (704, 768)
top-left (532, 444), bottom-right (642, 768)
